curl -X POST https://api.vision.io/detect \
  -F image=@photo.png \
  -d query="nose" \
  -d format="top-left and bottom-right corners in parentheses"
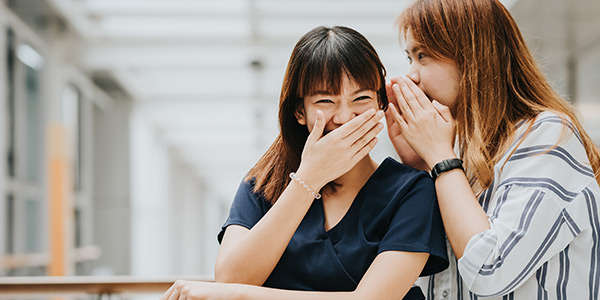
top-left (331, 105), bottom-right (356, 125)
top-left (405, 64), bottom-right (420, 85)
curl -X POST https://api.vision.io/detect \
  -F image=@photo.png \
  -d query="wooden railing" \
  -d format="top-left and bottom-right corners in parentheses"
top-left (0, 246), bottom-right (102, 271)
top-left (0, 276), bottom-right (213, 296)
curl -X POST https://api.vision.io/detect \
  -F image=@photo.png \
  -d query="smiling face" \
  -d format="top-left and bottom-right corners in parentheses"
top-left (404, 31), bottom-right (460, 112)
top-left (295, 74), bottom-right (379, 134)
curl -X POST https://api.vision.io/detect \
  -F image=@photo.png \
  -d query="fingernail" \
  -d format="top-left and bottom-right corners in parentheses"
top-left (377, 110), bottom-right (384, 118)
top-left (369, 108), bottom-right (376, 115)
top-left (377, 122), bottom-right (384, 129)
top-left (393, 84), bottom-right (400, 90)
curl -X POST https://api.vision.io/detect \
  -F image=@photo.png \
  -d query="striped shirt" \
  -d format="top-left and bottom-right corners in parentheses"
top-left (416, 111), bottom-right (600, 299)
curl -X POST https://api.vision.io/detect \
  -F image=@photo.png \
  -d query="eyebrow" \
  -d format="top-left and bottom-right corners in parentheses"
top-left (404, 46), bottom-right (422, 55)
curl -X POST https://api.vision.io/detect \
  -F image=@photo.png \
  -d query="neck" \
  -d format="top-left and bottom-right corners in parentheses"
top-left (328, 155), bottom-right (378, 191)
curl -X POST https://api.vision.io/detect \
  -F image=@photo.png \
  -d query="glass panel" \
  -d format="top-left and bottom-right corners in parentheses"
top-left (74, 207), bottom-right (82, 247)
top-left (5, 194), bottom-right (14, 254)
top-left (25, 65), bottom-right (41, 183)
top-left (24, 198), bottom-right (40, 252)
top-left (62, 85), bottom-right (82, 192)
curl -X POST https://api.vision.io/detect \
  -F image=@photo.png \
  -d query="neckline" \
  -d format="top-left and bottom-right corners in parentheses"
top-left (318, 157), bottom-right (393, 234)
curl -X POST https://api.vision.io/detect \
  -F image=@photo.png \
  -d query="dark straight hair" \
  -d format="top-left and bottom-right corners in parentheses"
top-left (245, 25), bottom-right (388, 203)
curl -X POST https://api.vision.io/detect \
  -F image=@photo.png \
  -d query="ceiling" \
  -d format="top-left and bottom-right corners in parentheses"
top-left (40, 0), bottom-right (531, 202)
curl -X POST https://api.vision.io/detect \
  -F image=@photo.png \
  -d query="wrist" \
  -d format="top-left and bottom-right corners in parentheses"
top-left (294, 166), bottom-right (326, 191)
top-left (425, 151), bottom-right (458, 171)
top-left (289, 171), bottom-right (323, 200)
top-left (430, 158), bottom-right (464, 181)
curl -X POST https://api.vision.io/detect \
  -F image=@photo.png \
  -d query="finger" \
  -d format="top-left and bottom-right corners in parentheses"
top-left (161, 285), bottom-right (175, 300)
top-left (389, 103), bottom-right (408, 129)
top-left (384, 108), bottom-right (396, 129)
top-left (392, 84), bottom-right (415, 122)
top-left (402, 77), bottom-right (434, 110)
top-left (352, 120), bottom-right (384, 150)
top-left (168, 288), bottom-right (181, 300)
top-left (385, 82), bottom-right (397, 106)
top-left (331, 108), bottom-right (378, 139)
top-left (352, 136), bottom-right (379, 162)
top-left (389, 75), bottom-right (403, 85)
top-left (398, 79), bottom-right (425, 112)
top-left (343, 110), bottom-right (384, 143)
top-left (432, 100), bottom-right (453, 123)
top-left (305, 110), bottom-right (325, 144)
top-left (168, 281), bottom-right (184, 300)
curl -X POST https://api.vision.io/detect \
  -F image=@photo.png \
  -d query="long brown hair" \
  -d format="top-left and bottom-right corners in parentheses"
top-left (246, 26), bottom-right (388, 203)
top-left (398, 0), bottom-right (600, 192)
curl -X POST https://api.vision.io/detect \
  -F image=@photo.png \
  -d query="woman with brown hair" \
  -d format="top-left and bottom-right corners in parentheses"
top-left (386, 0), bottom-right (600, 299)
top-left (162, 25), bottom-right (448, 300)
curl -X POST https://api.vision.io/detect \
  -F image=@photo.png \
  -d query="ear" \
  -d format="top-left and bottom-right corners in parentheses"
top-left (294, 105), bottom-right (307, 125)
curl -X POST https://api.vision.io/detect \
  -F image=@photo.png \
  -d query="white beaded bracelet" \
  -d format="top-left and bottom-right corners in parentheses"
top-left (289, 172), bottom-right (322, 199)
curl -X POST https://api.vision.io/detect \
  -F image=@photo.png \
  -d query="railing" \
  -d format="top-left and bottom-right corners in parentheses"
top-left (0, 246), bottom-right (102, 271)
top-left (0, 275), bottom-right (213, 297)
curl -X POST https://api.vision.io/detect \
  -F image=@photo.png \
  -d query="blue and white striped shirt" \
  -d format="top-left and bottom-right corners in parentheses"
top-left (416, 111), bottom-right (600, 299)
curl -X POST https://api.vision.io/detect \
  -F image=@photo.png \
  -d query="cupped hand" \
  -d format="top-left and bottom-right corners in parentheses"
top-left (387, 77), bottom-right (456, 169)
top-left (385, 81), bottom-right (428, 171)
top-left (296, 108), bottom-right (384, 190)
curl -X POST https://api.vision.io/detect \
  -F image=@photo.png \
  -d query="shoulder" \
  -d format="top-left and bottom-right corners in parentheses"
top-left (497, 111), bottom-right (595, 202)
top-left (233, 177), bottom-right (272, 209)
top-left (512, 111), bottom-right (583, 149)
top-left (375, 157), bottom-right (434, 189)
top-left (368, 157), bottom-right (437, 210)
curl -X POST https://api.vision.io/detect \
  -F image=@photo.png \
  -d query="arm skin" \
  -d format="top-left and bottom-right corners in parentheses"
top-left (387, 76), bottom-right (489, 258)
top-left (163, 251), bottom-right (428, 300)
top-left (215, 109), bottom-right (384, 285)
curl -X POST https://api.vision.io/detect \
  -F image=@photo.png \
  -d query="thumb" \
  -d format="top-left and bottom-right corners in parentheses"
top-left (306, 110), bottom-right (325, 144)
top-left (432, 100), bottom-right (453, 123)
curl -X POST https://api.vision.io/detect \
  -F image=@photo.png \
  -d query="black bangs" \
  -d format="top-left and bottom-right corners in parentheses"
top-left (293, 26), bottom-right (385, 99)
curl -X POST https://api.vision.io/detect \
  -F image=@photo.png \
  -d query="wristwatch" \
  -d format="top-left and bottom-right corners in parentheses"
top-left (430, 158), bottom-right (464, 180)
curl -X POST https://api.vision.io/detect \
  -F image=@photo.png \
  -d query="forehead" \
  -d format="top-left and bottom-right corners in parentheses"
top-left (404, 30), bottom-right (421, 52)
top-left (308, 74), bottom-right (372, 96)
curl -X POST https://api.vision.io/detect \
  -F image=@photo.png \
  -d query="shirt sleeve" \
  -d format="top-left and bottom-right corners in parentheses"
top-left (378, 171), bottom-right (449, 276)
top-left (217, 178), bottom-right (269, 243)
top-left (458, 113), bottom-right (595, 296)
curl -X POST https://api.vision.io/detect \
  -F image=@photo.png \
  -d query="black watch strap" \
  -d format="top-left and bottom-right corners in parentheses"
top-left (431, 158), bottom-right (464, 180)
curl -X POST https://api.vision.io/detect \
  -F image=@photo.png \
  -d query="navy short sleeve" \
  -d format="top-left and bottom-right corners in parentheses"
top-left (375, 165), bottom-right (448, 276)
top-left (217, 178), bottom-right (271, 243)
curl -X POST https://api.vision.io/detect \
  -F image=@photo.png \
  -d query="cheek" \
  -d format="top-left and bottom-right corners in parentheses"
top-left (304, 111), bottom-right (336, 133)
top-left (354, 101), bottom-right (379, 114)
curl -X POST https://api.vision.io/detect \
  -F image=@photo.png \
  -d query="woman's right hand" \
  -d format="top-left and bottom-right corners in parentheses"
top-left (385, 82), bottom-right (429, 171)
top-left (296, 108), bottom-right (384, 190)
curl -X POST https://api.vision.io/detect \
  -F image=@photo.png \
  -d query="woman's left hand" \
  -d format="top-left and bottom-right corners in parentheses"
top-left (161, 280), bottom-right (239, 300)
top-left (387, 77), bottom-right (456, 169)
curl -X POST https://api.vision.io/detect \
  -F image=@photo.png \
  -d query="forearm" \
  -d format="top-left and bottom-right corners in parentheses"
top-left (434, 168), bottom-right (490, 258)
top-left (233, 251), bottom-right (425, 300)
top-left (232, 284), bottom-right (354, 300)
top-left (215, 181), bottom-right (317, 285)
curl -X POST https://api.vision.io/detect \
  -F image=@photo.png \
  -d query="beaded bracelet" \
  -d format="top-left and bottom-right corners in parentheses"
top-left (289, 172), bottom-right (322, 199)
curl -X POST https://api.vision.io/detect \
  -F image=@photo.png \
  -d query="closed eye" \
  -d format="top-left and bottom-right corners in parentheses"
top-left (315, 99), bottom-right (334, 104)
top-left (354, 96), bottom-right (372, 101)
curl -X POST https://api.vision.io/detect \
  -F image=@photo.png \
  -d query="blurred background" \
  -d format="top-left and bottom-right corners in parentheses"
top-left (0, 0), bottom-right (598, 284)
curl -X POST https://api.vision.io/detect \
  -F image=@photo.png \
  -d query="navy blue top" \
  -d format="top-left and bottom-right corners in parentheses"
top-left (218, 157), bottom-right (448, 292)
